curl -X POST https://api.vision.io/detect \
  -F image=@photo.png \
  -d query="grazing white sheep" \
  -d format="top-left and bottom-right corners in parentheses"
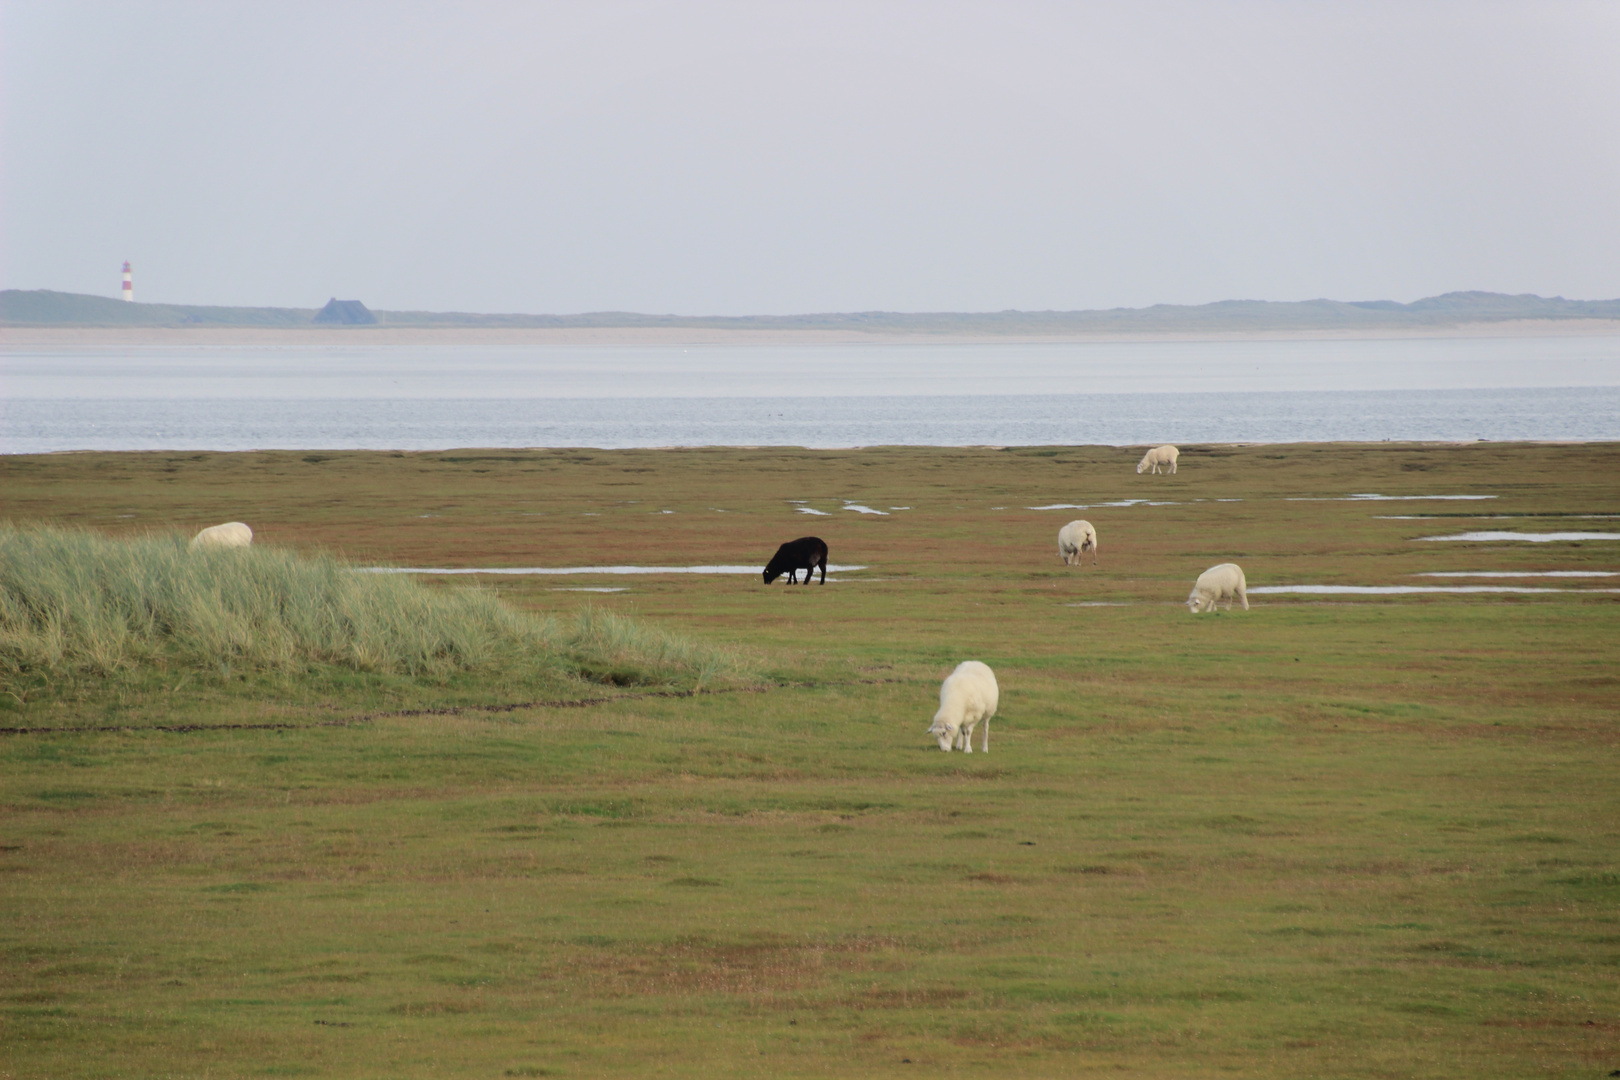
top-left (1187, 562), bottom-right (1248, 613)
top-left (190, 522), bottom-right (253, 549)
top-left (1136, 445), bottom-right (1179, 475)
top-left (928, 661), bottom-right (999, 753)
top-left (1057, 520), bottom-right (1098, 566)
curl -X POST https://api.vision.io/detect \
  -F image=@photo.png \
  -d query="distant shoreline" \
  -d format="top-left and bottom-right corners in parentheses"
top-left (7, 318), bottom-right (1620, 348)
top-left (7, 287), bottom-right (1620, 343)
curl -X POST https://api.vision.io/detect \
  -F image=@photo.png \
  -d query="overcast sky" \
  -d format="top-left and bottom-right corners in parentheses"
top-left (3, 1), bottom-right (1618, 315)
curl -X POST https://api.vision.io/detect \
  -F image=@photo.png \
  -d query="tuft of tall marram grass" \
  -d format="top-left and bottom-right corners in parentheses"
top-left (0, 525), bottom-right (744, 692)
top-left (566, 603), bottom-right (740, 688)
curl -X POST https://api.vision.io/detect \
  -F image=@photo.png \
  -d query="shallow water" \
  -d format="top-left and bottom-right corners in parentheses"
top-left (1415, 532), bottom-right (1620, 543)
top-left (5, 337), bottom-right (1619, 450)
top-left (9, 388), bottom-right (1616, 452)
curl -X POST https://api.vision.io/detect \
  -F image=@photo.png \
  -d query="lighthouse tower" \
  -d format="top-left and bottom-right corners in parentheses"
top-left (121, 262), bottom-right (133, 301)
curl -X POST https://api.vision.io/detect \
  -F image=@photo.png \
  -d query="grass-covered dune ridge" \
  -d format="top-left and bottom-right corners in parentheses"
top-left (0, 525), bottom-right (740, 695)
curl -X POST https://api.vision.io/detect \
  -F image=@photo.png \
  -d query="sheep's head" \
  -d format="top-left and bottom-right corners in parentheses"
top-left (762, 568), bottom-right (779, 585)
top-left (1136, 460), bottom-right (1148, 474)
top-left (1186, 591), bottom-right (1205, 613)
top-left (928, 715), bottom-right (958, 752)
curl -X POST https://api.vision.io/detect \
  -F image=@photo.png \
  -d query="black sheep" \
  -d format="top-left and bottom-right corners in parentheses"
top-left (763, 536), bottom-right (829, 585)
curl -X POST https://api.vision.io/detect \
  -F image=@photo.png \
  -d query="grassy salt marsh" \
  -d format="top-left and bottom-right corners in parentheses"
top-left (1, 442), bottom-right (1618, 1078)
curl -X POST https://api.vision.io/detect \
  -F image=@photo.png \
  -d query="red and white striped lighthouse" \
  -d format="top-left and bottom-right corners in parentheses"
top-left (121, 261), bottom-right (133, 301)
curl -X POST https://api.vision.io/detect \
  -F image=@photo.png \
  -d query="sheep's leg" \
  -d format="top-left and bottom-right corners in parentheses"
top-left (1238, 588), bottom-right (1248, 611)
top-left (982, 716), bottom-right (989, 754)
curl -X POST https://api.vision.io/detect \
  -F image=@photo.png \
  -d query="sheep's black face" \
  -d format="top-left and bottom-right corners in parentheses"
top-left (763, 569), bottom-right (778, 585)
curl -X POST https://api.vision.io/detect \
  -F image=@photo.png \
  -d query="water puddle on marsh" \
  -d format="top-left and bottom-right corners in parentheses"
top-left (1028, 500), bottom-right (1178, 510)
top-left (1250, 584), bottom-right (1620, 595)
top-left (1289, 494), bottom-right (1497, 502)
top-left (1416, 571), bottom-right (1617, 578)
top-left (789, 500), bottom-right (905, 515)
top-left (360, 564), bottom-right (869, 576)
top-left (1415, 532), bottom-right (1620, 543)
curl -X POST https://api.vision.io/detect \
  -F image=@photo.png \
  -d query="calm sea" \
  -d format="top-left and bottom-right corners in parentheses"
top-left (3, 335), bottom-right (1617, 451)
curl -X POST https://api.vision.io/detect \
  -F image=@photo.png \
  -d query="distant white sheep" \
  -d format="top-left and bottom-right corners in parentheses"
top-left (190, 522), bottom-right (253, 550)
top-left (1137, 445), bottom-right (1179, 475)
top-left (1057, 520), bottom-right (1098, 566)
top-left (928, 660), bottom-right (999, 753)
top-left (1187, 562), bottom-right (1248, 613)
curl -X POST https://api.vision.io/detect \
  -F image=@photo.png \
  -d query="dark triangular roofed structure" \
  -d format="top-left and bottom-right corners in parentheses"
top-left (313, 298), bottom-right (377, 325)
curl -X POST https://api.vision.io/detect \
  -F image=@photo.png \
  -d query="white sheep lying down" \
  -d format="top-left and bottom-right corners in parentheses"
top-left (1187, 562), bottom-right (1248, 613)
top-left (1057, 519), bottom-right (1098, 566)
top-left (1137, 444), bottom-right (1179, 474)
top-left (928, 660), bottom-right (999, 753)
top-left (190, 522), bottom-right (253, 549)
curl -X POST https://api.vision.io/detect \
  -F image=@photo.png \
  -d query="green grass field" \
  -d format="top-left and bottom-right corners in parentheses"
top-left (2, 442), bottom-right (1618, 1078)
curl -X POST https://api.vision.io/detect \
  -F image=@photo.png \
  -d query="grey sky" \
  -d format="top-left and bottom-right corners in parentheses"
top-left (4, 1), bottom-right (1618, 315)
